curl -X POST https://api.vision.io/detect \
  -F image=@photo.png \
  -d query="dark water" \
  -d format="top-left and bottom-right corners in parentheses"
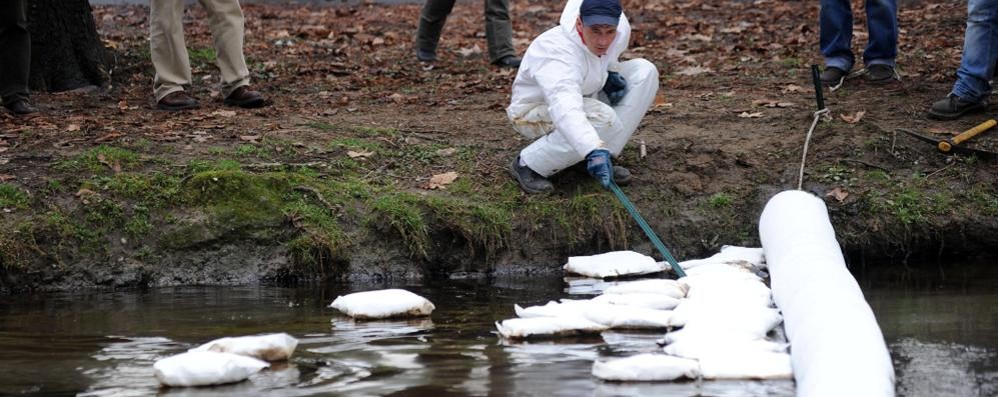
top-left (0, 274), bottom-right (995, 397)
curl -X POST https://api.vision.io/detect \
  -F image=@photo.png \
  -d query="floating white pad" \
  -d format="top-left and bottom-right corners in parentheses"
top-left (679, 245), bottom-right (766, 270)
top-left (590, 292), bottom-right (680, 310)
top-left (602, 279), bottom-right (689, 299)
top-left (759, 190), bottom-right (895, 396)
top-left (153, 351), bottom-right (269, 387)
top-left (663, 337), bottom-right (788, 360)
top-left (591, 353), bottom-right (700, 381)
top-left (699, 350), bottom-right (793, 380)
top-left (495, 317), bottom-right (607, 339)
top-left (563, 251), bottom-right (666, 278)
top-left (329, 289), bottom-right (435, 320)
top-left (190, 333), bottom-right (299, 361)
top-left (515, 301), bottom-right (674, 329)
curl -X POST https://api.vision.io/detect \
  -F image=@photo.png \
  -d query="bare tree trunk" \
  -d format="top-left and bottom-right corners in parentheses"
top-left (28, 0), bottom-right (108, 92)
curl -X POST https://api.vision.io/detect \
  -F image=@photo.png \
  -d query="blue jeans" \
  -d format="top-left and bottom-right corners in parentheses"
top-left (952, 0), bottom-right (998, 103)
top-left (820, 0), bottom-right (898, 71)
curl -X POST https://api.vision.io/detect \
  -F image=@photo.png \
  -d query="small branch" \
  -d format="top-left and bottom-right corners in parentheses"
top-left (836, 158), bottom-right (890, 173)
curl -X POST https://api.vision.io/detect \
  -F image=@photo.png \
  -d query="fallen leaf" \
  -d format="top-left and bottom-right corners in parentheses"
top-left (239, 135), bottom-right (261, 142)
top-left (457, 44), bottom-right (482, 57)
top-left (347, 150), bottom-right (374, 158)
top-left (676, 65), bottom-right (714, 76)
top-left (752, 99), bottom-right (797, 108)
top-left (826, 187), bottom-right (849, 202)
top-left (66, 124), bottom-right (81, 132)
top-left (840, 111), bottom-right (865, 124)
top-left (781, 84), bottom-right (804, 94)
top-left (95, 131), bottom-right (124, 143)
top-left (211, 110), bottom-right (237, 118)
top-left (738, 111), bottom-right (764, 118)
top-left (425, 171), bottom-right (459, 190)
top-left (0, 174), bottom-right (15, 181)
top-left (75, 188), bottom-right (96, 197)
top-left (435, 148), bottom-right (458, 156)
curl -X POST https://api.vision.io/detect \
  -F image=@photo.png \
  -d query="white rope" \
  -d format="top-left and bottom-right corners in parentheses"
top-left (798, 108), bottom-right (829, 190)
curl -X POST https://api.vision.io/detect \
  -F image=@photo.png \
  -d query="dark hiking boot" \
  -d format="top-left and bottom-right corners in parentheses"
top-left (416, 48), bottom-right (437, 63)
top-left (3, 98), bottom-right (37, 115)
top-left (613, 165), bottom-right (632, 186)
top-left (156, 91), bottom-right (199, 111)
top-left (224, 86), bottom-right (268, 108)
top-left (928, 94), bottom-right (987, 120)
top-left (509, 156), bottom-right (553, 194)
top-left (865, 64), bottom-right (897, 84)
top-left (820, 66), bottom-right (847, 86)
top-left (492, 55), bottom-right (521, 68)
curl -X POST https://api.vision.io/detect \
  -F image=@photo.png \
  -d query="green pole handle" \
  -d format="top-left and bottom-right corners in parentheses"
top-left (609, 182), bottom-right (687, 278)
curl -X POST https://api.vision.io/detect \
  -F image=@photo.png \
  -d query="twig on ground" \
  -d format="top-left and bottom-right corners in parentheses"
top-left (836, 158), bottom-right (890, 173)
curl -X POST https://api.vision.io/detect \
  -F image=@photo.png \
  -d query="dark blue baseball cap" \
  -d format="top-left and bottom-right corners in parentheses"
top-left (580, 0), bottom-right (622, 27)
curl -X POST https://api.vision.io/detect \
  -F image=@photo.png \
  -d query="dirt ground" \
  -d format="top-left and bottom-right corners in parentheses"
top-left (1, 0), bottom-right (996, 291)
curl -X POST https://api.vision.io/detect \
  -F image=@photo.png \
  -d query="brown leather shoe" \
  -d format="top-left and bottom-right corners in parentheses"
top-left (4, 98), bottom-right (38, 115)
top-left (224, 86), bottom-right (268, 108)
top-left (157, 91), bottom-right (199, 111)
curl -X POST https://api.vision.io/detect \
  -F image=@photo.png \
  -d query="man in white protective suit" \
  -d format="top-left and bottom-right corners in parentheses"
top-left (507, 0), bottom-right (658, 194)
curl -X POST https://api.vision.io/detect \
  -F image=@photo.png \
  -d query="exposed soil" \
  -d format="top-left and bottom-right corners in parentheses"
top-left (1, 0), bottom-right (996, 292)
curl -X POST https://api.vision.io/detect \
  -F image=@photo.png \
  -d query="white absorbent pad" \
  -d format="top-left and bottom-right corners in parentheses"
top-left (190, 333), bottom-right (299, 362)
top-left (590, 292), bottom-right (681, 310)
top-left (495, 317), bottom-right (607, 339)
top-left (153, 350), bottom-right (269, 387)
top-left (663, 336), bottom-right (788, 360)
top-left (563, 251), bottom-right (666, 278)
top-left (679, 245), bottom-right (766, 270)
top-left (698, 350), bottom-right (793, 380)
top-left (591, 353), bottom-right (700, 381)
top-left (515, 301), bottom-right (674, 329)
top-left (329, 289), bottom-right (435, 319)
top-left (602, 279), bottom-right (689, 299)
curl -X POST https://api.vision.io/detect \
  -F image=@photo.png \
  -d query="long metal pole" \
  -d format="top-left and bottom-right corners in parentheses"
top-left (608, 182), bottom-right (687, 278)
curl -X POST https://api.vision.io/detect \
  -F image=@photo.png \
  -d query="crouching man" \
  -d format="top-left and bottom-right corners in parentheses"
top-left (507, 0), bottom-right (658, 194)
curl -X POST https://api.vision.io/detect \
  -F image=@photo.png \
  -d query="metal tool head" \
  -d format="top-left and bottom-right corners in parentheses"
top-left (898, 128), bottom-right (998, 158)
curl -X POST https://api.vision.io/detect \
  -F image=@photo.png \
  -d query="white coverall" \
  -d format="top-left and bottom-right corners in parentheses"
top-left (507, 0), bottom-right (659, 177)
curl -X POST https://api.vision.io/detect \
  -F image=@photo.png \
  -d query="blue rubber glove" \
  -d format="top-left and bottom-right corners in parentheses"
top-left (586, 149), bottom-right (613, 189)
top-left (602, 71), bottom-right (628, 106)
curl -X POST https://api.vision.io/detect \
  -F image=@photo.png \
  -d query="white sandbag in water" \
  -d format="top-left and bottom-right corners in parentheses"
top-left (495, 317), bottom-right (607, 339)
top-left (563, 251), bottom-right (666, 278)
top-left (329, 289), bottom-right (435, 320)
top-left (679, 245), bottom-right (766, 270)
top-left (663, 337), bottom-right (788, 360)
top-left (666, 306), bottom-right (783, 342)
top-left (514, 301), bottom-right (589, 318)
top-left (582, 303), bottom-right (674, 329)
top-left (698, 350), bottom-right (793, 380)
top-left (153, 351), bottom-right (269, 387)
top-left (760, 190), bottom-right (895, 396)
top-left (602, 279), bottom-right (689, 299)
top-left (591, 353), bottom-right (700, 381)
top-left (189, 333), bottom-right (299, 361)
top-left (515, 301), bottom-right (674, 329)
top-left (591, 293), bottom-right (681, 310)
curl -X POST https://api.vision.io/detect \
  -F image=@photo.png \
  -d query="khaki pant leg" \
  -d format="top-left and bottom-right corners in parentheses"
top-left (484, 0), bottom-right (514, 62)
top-left (151, 0), bottom-right (192, 101)
top-left (200, 0), bottom-right (250, 97)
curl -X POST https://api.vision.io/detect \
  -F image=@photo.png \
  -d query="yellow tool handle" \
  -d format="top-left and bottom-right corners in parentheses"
top-left (939, 119), bottom-right (997, 152)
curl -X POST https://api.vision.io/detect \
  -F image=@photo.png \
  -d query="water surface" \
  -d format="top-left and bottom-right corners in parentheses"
top-left (0, 273), bottom-right (995, 396)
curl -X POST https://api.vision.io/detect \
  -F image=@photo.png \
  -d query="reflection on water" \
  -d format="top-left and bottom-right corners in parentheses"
top-left (0, 274), bottom-right (995, 396)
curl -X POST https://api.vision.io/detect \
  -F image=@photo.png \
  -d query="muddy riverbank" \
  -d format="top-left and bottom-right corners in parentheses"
top-left (1, 1), bottom-right (997, 293)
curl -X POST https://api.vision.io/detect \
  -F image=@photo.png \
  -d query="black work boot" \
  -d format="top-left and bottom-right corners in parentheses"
top-left (613, 166), bottom-right (632, 186)
top-left (820, 66), bottom-right (848, 86)
top-left (509, 156), bottom-right (553, 194)
top-left (865, 64), bottom-right (897, 84)
top-left (928, 94), bottom-right (987, 120)
top-left (3, 98), bottom-right (37, 115)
